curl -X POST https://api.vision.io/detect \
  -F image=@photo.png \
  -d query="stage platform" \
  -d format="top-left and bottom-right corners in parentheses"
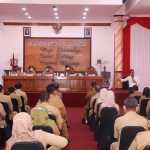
top-left (10, 89), bottom-right (128, 107)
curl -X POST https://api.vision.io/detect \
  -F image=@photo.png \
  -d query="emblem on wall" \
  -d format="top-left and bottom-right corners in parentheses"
top-left (52, 24), bottom-right (62, 34)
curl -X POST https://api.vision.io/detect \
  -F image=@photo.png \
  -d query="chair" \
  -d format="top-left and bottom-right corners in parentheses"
top-left (48, 114), bottom-right (56, 123)
top-left (11, 141), bottom-right (44, 150)
top-left (98, 107), bottom-right (118, 150)
top-left (140, 99), bottom-right (150, 117)
top-left (143, 146), bottom-right (150, 150)
top-left (20, 96), bottom-right (26, 112)
top-left (32, 126), bottom-right (53, 134)
top-left (11, 98), bottom-right (19, 113)
top-left (119, 126), bottom-right (145, 150)
top-left (134, 96), bottom-right (141, 104)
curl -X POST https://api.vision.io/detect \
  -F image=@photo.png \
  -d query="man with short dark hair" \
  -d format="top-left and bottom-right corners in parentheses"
top-left (15, 83), bottom-right (30, 114)
top-left (81, 82), bottom-right (97, 124)
top-left (118, 69), bottom-right (140, 94)
top-left (110, 97), bottom-right (148, 150)
top-left (8, 87), bottom-right (22, 112)
top-left (128, 110), bottom-right (150, 150)
top-left (0, 84), bottom-right (17, 120)
top-left (54, 83), bottom-right (62, 99)
top-left (129, 85), bottom-right (142, 98)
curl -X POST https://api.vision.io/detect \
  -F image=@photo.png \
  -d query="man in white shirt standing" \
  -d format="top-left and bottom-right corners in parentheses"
top-left (118, 69), bottom-right (140, 94)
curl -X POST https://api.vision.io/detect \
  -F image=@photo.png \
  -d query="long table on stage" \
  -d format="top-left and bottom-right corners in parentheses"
top-left (2, 76), bottom-right (103, 92)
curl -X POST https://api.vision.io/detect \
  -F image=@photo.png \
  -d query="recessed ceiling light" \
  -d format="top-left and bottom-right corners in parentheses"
top-left (56, 16), bottom-right (59, 19)
top-left (25, 13), bottom-right (28, 15)
top-left (22, 8), bottom-right (26, 11)
top-left (54, 13), bottom-right (58, 15)
top-left (85, 8), bottom-right (89, 11)
top-left (83, 13), bottom-right (87, 15)
top-left (28, 16), bottom-right (31, 19)
top-left (83, 17), bottom-right (86, 19)
top-left (53, 8), bottom-right (57, 11)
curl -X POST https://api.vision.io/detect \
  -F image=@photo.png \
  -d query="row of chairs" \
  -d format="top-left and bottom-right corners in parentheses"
top-left (88, 98), bottom-right (150, 150)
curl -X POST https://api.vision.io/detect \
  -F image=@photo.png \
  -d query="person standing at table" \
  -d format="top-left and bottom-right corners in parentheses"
top-left (42, 66), bottom-right (54, 75)
top-left (64, 65), bottom-right (74, 76)
top-left (118, 69), bottom-right (140, 94)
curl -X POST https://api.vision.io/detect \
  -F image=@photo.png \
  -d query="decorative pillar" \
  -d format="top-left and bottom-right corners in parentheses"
top-left (114, 16), bottom-right (123, 88)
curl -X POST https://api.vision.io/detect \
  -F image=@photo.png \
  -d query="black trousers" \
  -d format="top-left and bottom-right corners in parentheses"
top-left (129, 87), bottom-right (133, 95)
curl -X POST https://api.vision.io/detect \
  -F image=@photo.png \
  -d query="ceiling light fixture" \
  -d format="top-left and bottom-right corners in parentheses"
top-left (85, 8), bottom-right (89, 11)
top-left (25, 13), bottom-right (28, 15)
top-left (83, 17), bottom-right (86, 19)
top-left (56, 16), bottom-right (59, 19)
top-left (22, 8), bottom-right (26, 11)
top-left (53, 6), bottom-right (57, 11)
top-left (83, 13), bottom-right (87, 15)
top-left (28, 16), bottom-right (31, 19)
top-left (54, 13), bottom-right (58, 15)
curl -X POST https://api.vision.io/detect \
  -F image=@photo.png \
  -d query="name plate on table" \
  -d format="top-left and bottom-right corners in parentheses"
top-left (26, 74), bottom-right (34, 76)
top-left (45, 74), bottom-right (53, 76)
top-left (69, 74), bottom-right (77, 76)
top-left (88, 74), bottom-right (96, 76)
top-left (11, 74), bottom-right (18, 76)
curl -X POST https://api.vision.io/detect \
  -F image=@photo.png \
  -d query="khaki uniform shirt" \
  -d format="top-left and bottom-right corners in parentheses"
top-left (90, 93), bottom-right (99, 109)
top-left (26, 70), bottom-right (36, 75)
top-left (31, 102), bottom-right (63, 125)
top-left (129, 91), bottom-right (142, 100)
top-left (64, 70), bottom-right (74, 76)
top-left (36, 95), bottom-right (66, 119)
top-left (43, 69), bottom-right (54, 74)
top-left (0, 103), bottom-right (6, 128)
top-left (128, 131), bottom-right (150, 150)
top-left (114, 111), bottom-right (148, 148)
top-left (0, 93), bottom-right (13, 112)
top-left (11, 70), bottom-right (20, 75)
top-left (86, 89), bottom-right (96, 101)
top-left (15, 89), bottom-right (28, 105)
top-left (10, 93), bottom-right (22, 111)
top-left (55, 90), bottom-right (62, 100)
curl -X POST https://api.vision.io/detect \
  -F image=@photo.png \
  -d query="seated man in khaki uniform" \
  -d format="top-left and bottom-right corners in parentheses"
top-left (81, 82), bottom-right (97, 124)
top-left (31, 92), bottom-right (63, 131)
top-left (42, 66), bottom-right (54, 75)
top-left (129, 85), bottom-right (142, 99)
top-left (26, 66), bottom-right (36, 75)
top-left (128, 110), bottom-right (150, 150)
top-left (8, 87), bottom-right (22, 112)
top-left (110, 97), bottom-right (148, 150)
top-left (54, 83), bottom-right (63, 100)
top-left (11, 65), bottom-right (20, 75)
top-left (0, 103), bottom-right (7, 128)
top-left (15, 83), bottom-right (30, 114)
top-left (0, 85), bottom-right (17, 120)
top-left (89, 85), bottom-right (101, 117)
top-left (64, 65), bottom-right (74, 76)
top-left (36, 84), bottom-right (71, 144)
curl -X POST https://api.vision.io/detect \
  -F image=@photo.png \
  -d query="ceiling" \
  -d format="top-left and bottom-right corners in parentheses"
top-left (0, 3), bottom-right (122, 23)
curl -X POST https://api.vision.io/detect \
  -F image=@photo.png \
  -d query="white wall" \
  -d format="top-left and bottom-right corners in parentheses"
top-left (2, 25), bottom-right (113, 72)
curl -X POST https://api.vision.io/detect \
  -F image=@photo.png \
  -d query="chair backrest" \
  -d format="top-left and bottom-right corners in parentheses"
top-left (100, 107), bottom-right (118, 128)
top-left (0, 102), bottom-right (9, 123)
top-left (96, 103), bottom-right (102, 116)
top-left (140, 99), bottom-right (150, 117)
top-left (48, 114), bottom-right (56, 123)
top-left (32, 126), bottom-right (53, 134)
top-left (20, 96), bottom-right (26, 112)
top-left (11, 141), bottom-right (44, 150)
top-left (134, 96), bottom-right (141, 104)
top-left (92, 99), bottom-right (97, 114)
top-left (143, 145), bottom-right (150, 150)
top-left (11, 98), bottom-right (19, 113)
top-left (119, 126), bottom-right (145, 150)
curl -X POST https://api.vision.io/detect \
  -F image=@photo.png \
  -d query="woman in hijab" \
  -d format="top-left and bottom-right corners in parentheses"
top-left (94, 88), bottom-right (107, 115)
top-left (6, 112), bottom-right (67, 150)
top-left (32, 104), bottom-right (60, 135)
top-left (98, 90), bottom-right (120, 117)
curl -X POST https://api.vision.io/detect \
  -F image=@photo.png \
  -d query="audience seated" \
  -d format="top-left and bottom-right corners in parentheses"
top-left (94, 88), bottom-right (107, 115)
top-left (0, 84), bottom-right (17, 120)
top-left (110, 97), bottom-right (148, 150)
top-left (81, 81), bottom-right (97, 124)
top-left (15, 83), bottom-right (30, 114)
top-left (128, 110), bottom-right (150, 150)
top-left (6, 113), bottom-right (68, 150)
top-left (26, 66), bottom-right (36, 75)
top-left (31, 92), bottom-right (63, 131)
top-left (129, 85), bottom-right (142, 98)
top-left (8, 87), bottom-right (22, 112)
top-left (98, 91), bottom-right (119, 117)
top-left (36, 84), bottom-right (71, 144)
top-left (54, 83), bottom-right (63, 100)
top-left (32, 104), bottom-right (60, 135)
top-left (0, 103), bottom-right (7, 128)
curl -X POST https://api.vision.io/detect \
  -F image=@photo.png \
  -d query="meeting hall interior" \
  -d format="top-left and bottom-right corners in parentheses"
top-left (0, 0), bottom-right (150, 150)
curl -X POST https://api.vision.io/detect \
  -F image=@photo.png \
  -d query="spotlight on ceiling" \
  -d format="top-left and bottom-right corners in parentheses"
top-left (85, 8), bottom-right (89, 11)
top-left (53, 6), bottom-right (57, 11)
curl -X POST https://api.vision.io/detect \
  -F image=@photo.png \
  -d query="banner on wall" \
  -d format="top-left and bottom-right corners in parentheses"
top-left (24, 38), bottom-right (91, 71)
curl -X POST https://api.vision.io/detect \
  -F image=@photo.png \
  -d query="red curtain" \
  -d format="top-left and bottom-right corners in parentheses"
top-left (123, 17), bottom-right (150, 76)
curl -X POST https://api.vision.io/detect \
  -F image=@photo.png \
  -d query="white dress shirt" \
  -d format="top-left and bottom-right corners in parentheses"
top-left (121, 75), bottom-right (140, 87)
